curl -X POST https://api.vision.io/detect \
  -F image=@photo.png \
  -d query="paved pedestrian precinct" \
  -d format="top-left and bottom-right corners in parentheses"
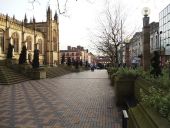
top-left (0, 70), bottom-right (122, 128)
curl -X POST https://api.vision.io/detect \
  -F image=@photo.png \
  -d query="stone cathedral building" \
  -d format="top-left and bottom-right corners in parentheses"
top-left (0, 6), bottom-right (59, 65)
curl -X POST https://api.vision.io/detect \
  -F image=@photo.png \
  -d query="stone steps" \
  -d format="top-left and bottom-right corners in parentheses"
top-left (46, 66), bottom-right (71, 78)
top-left (0, 60), bottom-right (5, 66)
top-left (0, 66), bottom-right (30, 85)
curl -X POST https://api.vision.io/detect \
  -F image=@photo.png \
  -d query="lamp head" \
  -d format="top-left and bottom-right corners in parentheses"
top-left (142, 7), bottom-right (150, 16)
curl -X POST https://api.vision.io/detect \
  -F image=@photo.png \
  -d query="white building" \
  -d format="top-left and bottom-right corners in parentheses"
top-left (129, 32), bottom-right (142, 66)
top-left (150, 22), bottom-right (159, 53)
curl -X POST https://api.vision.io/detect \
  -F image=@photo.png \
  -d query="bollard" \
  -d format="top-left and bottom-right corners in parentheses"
top-left (122, 110), bottom-right (128, 128)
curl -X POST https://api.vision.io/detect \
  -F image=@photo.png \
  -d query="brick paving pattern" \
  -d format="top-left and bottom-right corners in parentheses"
top-left (0, 70), bottom-right (122, 128)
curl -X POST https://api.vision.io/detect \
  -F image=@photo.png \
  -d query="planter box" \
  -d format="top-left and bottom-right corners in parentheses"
top-left (30, 68), bottom-right (46, 79)
top-left (6, 59), bottom-right (17, 67)
top-left (115, 75), bottom-right (136, 106)
top-left (18, 64), bottom-right (32, 74)
top-left (134, 77), bottom-right (160, 101)
top-left (128, 78), bottom-right (170, 128)
top-left (111, 74), bottom-right (117, 86)
top-left (128, 103), bottom-right (170, 128)
top-left (134, 77), bottom-right (153, 101)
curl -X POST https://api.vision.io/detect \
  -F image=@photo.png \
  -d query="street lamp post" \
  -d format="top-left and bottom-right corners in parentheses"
top-left (142, 7), bottom-right (151, 71)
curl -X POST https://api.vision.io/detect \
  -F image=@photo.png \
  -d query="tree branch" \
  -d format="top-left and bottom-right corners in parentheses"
top-left (28, 0), bottom-right (40, 9)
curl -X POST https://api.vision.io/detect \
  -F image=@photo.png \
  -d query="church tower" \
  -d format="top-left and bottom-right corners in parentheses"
top-left (47, 6), bottom-right (52, 21)
top-left (46, 6), bottom-right (53, 65)
top-left (54, 11), bottom-right (58, 23)
top-left (54, 11), bottom-right (60, 65)
top-left (44, 6), bottom-right (60, 65)
top-left (24, 13), bottom-right (28, 24)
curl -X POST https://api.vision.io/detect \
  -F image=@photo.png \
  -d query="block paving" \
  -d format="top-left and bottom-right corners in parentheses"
top-left (0, 70), bottom-right (122, 128)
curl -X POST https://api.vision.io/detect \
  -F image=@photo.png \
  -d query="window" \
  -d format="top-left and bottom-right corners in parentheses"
top-left (150, 37), bottom-right (153, 50)
top-left (38, 39), bottom-right (43, 54)
top-left (163, 25), bottom-right (165, 32)
top-left (156, 35), bottom-right (159, 49)
top-left (53, 29), bottom-right (57, 51)
top-left (165, 16), bottom-right (167, 24)
top-left (166, 38), bottom-right (169, 46)
top-left (0, 29), bottom-right (4, 52)
top-left (76, 53), bottom-right (79, 56)
top-left (164, 8), bottom-right (166, 17)
top-left (167, 22), bottom-right (169, 31)
top-left (168, 14), bottom-right (170, 22)
top-left (166, 31), bottom-right (169, 38)
top-left (12, 32), bottom-right (19, 52)
top-left (168, 5), bottom-right (170, 13)
top-left (160, 19), bottom-right (162, 27)
top-left (159, 12), bottom-right (162, 20)
top-left (166, 7), bottom-right (168, 16)
top-left (163, 39), bottom-right (166, 48)
top-left (26, 36), bottom-right (32, 50)
top-left (164, 17), bottom-right (166, 25)
top-left (160, 11), bottom-right (163, 19)
top-left (165, 24), bottom-right (167, 32)
top-left (160, 26), bottom-right (163, 32)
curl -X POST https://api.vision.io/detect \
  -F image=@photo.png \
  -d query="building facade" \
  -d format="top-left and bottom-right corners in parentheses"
top-left (60, 46), bottom-right (89, 64)
top-left (159, 3), bottom-right (170, 63)
top-left (128, 22), bottom-right (160, 67)
top-left (95, 56), bottom-right (111, 66)
top-left (150, 22), bottom-right (159, 53)
top-left (0, 6), bottom-right (59, 65)
top-left (88, 52), bottom-right (96, 65)
top-left (129, 32), bottom-right (143, 66)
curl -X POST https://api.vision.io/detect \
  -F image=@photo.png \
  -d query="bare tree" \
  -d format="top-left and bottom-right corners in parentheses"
top-left (28, 0), bottom-right (40, 9)
top-left (28, 0), bottom-right (70, 14)
top-left (28, 0), bottom-right (94, 14)
top-left (94, 4), bottom-right (131, 66)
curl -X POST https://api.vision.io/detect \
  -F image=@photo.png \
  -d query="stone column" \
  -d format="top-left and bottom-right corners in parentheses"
top-left (142, 15), bottom-right (150, 71)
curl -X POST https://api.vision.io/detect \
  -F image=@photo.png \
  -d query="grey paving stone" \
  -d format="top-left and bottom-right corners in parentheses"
top-left (0, 70), bottom-right (122, 128)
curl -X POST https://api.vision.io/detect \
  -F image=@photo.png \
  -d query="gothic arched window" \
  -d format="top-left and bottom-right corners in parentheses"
top-left (53, 29), bottom-right (57, 51)
top-left (38, 39), bottom-right (43, 54)
top-left (26, 36), bottom-right (32, 51)
top-left (12, 32), bottom-right (19, 52)
top-left (0, 29), bottom-right (4, 53)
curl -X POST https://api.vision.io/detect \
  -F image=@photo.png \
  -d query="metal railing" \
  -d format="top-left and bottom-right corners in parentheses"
top-left (122, 110), bottom-right (128, 128)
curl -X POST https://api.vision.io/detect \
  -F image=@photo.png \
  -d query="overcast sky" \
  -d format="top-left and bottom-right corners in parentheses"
top-left (0, 0), bottom-right (170, 51)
